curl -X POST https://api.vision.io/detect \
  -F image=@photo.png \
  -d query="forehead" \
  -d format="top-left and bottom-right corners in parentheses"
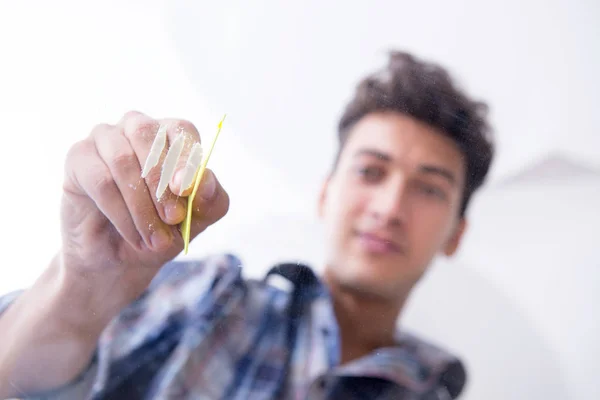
top-left (341, 112), bottom-right (465, 178)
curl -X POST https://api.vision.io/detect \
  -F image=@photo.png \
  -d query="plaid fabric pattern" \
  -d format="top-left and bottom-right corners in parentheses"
top-left (0, 253), bottom-right (466, 399)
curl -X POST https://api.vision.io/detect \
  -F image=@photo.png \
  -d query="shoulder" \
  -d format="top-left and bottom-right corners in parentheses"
top-left (397, 330), bottom-right (467, 399)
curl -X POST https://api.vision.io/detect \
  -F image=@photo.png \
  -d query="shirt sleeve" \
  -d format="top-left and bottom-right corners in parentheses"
top-left (0, 290), bottom-right (99, 400)
top-left (0, 254), bottom-right (241, 399)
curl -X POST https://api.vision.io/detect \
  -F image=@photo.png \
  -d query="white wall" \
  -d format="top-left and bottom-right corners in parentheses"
top-left (406, 169), bottom-right (600, 400)
top-left (0, 1), bottom-right (598, 399)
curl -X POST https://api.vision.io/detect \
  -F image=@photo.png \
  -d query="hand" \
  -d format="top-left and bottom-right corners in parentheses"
top-left (59, 111), bottom-right (229, 307)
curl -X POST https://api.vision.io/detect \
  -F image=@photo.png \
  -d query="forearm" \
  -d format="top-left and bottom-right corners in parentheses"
top-left (0, 255), bottom-right (126, 398)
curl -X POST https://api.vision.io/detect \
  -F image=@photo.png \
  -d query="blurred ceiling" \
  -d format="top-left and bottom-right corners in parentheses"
top-left (163, 0), bottom-right (600, 194)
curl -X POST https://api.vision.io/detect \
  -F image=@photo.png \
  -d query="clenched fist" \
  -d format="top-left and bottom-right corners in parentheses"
top-left (60, 111), bottom-right (229, 304)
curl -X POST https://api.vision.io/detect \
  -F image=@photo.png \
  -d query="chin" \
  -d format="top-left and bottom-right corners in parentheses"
top-left (346, 252), bottom-right (424, 293)
top-left (334, 263), bottom-right (401, 299)
top-left (352, 254), bottom-right (404, 278)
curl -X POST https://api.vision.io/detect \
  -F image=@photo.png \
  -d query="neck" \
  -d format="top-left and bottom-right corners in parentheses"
top-left (324, 273), bottom-right (408, 364)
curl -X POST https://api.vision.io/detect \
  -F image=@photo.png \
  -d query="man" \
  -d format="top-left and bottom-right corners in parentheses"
top-left (0, 50), bottom-right (494, 399)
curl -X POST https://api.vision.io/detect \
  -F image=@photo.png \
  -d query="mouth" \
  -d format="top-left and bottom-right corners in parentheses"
top-left (355, 231), bottom-right (403, 254)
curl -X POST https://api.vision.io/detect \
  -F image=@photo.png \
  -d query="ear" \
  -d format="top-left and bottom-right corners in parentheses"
top-left (443, 218), bottom-right (467, 257)
top-left (317, 176), bottom-right (331, 219)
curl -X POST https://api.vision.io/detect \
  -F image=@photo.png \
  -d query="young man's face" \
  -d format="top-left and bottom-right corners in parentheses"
top-left (319, 112), bottom-right (467, 300)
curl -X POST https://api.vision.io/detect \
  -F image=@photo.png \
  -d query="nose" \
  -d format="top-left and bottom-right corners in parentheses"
top-left (368, 177), bottom-right (407, 227)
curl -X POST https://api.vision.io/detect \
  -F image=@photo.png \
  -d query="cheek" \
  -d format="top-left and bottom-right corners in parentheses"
top-left (412, 210), bottom-right (453, 252)
top-left (325, 186), bottom-right (364, 233)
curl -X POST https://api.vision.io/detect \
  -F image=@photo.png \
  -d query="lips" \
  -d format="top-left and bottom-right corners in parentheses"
top-left (356, 232), bottom-right (403, 254)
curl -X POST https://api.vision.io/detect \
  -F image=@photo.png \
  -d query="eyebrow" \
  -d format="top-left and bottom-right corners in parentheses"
top-left (354, 148), bottom-right (457, 185)
top-left (419, 165), bottom-right (457, 185)
top-left (354, 149), bottom-right (392, 162)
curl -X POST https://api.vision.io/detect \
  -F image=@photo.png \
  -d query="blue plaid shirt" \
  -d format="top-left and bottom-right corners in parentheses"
top-left (0, 253), bottom-right (466, 399)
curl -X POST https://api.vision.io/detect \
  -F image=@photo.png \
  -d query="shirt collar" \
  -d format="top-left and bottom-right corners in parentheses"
top-left (264, 262), bottom-right (466, 397)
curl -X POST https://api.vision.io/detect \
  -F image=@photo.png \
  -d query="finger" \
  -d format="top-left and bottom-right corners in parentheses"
top-left (92, 125), bottom-right (173, 252)
top-left (158, 118), bottom-right (203, 197)
top-left (174, 142), bottom-right (203, 199)
top-left (120, 112), bottom-right (187, 226)
top-left (165, 169), bottom-right (229, 250)
top-left (64, 135), bottom-right (143, 250)
top-left (187, 169), bottom-right (230, 238)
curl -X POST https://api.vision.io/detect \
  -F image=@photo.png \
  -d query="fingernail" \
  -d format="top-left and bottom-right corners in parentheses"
top-left (174, 169), bottom-right (186, 195)
top-left (165, 200), bottom-right (185, 222)
top-left (177, 167), bottom-right (196, 196)
top-left (150, 228), bottom-right (172, 250)
top-left (200, 171), bottom-right (216, 200)
top-left (174, 169), bottom-right (183, 188)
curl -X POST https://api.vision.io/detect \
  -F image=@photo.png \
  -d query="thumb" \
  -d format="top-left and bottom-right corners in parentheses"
top-left (187, 169), bottom-right (230, 239)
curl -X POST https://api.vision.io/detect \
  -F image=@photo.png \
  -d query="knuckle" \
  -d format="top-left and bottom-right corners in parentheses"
top-left (91, 170), bottom-right (116, 197)
top-left (65, 139), bottom-right (91, 164)
top-left (172, 119), bottom-right (200, 141)
top-left (110, 150), bottom-right (139, 172)
top-left (123, 113), bottom-right (158, 141)
top-left (63, 139), bottom-right (95, 193)
top-left (65, 140), bottom-right (83, 159)
top-left (90, 123), bottom-right (113, 137)
top-left (131, 120), bottom-right (158, 142)
top-left (120, 110), bottom-right (145, 122)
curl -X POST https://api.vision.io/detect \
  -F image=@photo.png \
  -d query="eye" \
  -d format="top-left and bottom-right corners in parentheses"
top-left (357, 165), bottom-right (384, 182)
top-left (417, 183), bottom-right (447, 200)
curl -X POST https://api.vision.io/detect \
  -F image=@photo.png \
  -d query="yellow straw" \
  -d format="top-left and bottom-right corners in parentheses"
top-left (181, 114), bottom-right (226, 254)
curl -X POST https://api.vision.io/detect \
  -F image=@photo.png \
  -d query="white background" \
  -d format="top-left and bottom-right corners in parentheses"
top-left (0, 1), bottom-right (598, 399)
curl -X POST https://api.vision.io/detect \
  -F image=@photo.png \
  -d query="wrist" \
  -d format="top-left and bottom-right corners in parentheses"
top-left (49, 254), bottom-right (129, 338)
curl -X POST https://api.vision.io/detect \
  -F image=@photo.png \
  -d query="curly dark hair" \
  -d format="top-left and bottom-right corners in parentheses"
top-left (335, 50), bottom-right (495, 216)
